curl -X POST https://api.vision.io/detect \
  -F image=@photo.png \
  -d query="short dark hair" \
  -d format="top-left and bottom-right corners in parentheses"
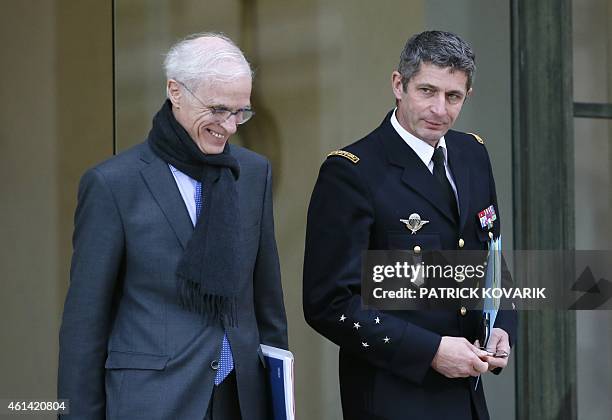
top-left (398, 30), bottom-right (476, 91)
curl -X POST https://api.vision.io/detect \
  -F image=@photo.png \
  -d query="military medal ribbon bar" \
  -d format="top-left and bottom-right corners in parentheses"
top-left (478, 205), bottom-right (497, 230)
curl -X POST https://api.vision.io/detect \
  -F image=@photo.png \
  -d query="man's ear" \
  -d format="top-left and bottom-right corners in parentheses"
top-left (167, 79), bottom-right (182, 107)
top-left (391, 71), bottom-right (405, 101)
top-left (465, 87), bottom-right (473, 101)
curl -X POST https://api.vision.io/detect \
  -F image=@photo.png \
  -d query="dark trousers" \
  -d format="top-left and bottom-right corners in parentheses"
top-left (204, 371), bottom-right (241, 420)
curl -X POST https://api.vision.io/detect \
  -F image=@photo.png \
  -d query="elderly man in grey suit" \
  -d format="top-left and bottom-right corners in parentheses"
top-left (58, 32), bottom-right (288, 420)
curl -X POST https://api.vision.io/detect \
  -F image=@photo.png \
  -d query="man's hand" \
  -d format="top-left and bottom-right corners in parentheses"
top-left (481, 328), bottom-right (511, 371)
top-left (431, 336), bottom-right (490, 378)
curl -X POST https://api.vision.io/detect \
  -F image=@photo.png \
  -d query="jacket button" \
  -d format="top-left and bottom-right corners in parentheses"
top-left (458, 238), bottom-right (465, 248)
top-left (210, 360), bottom-right (219, 370)
top-left (460, 306), bottom-right (467, 316)
top-left (413, 245), bottom-right (421, 254)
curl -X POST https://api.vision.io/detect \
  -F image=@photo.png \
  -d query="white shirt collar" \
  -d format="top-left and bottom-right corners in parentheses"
top-left (390, 108), bottom-right (448, 168)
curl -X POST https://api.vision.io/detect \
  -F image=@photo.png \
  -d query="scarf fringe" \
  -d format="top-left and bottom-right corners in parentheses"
top-left (177, 276), bottom-right (238, 327)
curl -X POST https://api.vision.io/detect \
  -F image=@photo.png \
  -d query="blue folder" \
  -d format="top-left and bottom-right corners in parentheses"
top-left (261, 344), bottom-right (295, 420)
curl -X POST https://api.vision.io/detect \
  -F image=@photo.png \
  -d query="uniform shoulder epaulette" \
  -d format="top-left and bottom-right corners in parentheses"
top-left (467, 132), bottom-right (485, 144)
top-left (327, 150), bottom-right (360, 164)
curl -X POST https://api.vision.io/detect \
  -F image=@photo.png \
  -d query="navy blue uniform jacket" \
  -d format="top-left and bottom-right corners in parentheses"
top-left (303, 112), bottom-right (516, 420)
top-left (58, 141), bottom-right (288, 419)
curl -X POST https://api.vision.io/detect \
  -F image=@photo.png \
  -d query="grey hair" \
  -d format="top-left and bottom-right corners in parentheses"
top-left (163, 32), bottom-right (253, 95)
top-left (398, 30), bottom-right (476, 91)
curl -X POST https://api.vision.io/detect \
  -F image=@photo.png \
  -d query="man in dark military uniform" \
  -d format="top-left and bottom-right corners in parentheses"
top-left (303, 31), bottom-right (516, 420)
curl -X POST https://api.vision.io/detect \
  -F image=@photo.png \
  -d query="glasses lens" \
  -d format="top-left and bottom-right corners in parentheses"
top-left (210, 108), bottom-right (254, 125)
top-left (211, 108), bottom-right (231, 122)
top-left (237, 109), bottom-right (254, 125)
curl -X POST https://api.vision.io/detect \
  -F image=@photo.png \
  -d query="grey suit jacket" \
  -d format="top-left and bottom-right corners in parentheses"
top-left (58, 141), bottom-right (288, 419)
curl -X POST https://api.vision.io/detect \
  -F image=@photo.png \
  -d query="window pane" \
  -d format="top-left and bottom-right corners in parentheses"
top-left (573, 0), bottom-right (612, 103)
top-left (573, 1), bottom-right (612, 418)
top-left (575, 118), bottom-right (612, 420)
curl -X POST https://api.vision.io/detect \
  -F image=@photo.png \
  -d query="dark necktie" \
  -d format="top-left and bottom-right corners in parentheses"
top-left (432, 147), bottom-right (459, 221)
top-left (195, 182), bottom-right (235, 385)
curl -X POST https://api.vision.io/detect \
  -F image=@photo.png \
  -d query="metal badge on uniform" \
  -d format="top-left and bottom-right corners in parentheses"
top-left (478, 205), bottom-right (497, 230)
top-left (400, 213), bottom-right (429, 234)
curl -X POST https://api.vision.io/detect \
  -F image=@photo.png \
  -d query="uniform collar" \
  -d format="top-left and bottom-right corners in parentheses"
top-left (380, 111), bottom-right (457, 225)
top-left (390, 108), bottom-right (447, 168)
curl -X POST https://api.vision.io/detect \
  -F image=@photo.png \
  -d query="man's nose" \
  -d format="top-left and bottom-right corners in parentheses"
top-left (430, 94), bottom-right (447, 115)
top-left (220, 115), bottom-right (238, 134)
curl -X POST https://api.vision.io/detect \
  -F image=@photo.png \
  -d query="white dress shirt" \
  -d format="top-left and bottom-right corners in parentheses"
top-left (169, 164), bottom-right (198, 226)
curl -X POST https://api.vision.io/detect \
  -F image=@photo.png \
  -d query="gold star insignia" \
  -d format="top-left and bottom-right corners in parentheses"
top-left (353, 322), bottom-right (361, 330)
top-left (374, 317), bottom-right (380, 324)
top-left (339, 314), bottom-right (346, 322)
top-left (362, 342), bottom-right (369, 348)
top-left (383, 336), bottom-right (390, 343)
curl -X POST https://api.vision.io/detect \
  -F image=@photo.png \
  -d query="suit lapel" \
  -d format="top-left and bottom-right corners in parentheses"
top-left (379, 116), bottom-right (457, 224)
top-left (139, 144), bottom-right (193, 249)
top-left (445, 132), bottom-right (470, 232)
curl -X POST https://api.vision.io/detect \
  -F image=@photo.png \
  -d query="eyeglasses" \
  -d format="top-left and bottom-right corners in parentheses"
top-left (176, 80), bottom-right (254, 125)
